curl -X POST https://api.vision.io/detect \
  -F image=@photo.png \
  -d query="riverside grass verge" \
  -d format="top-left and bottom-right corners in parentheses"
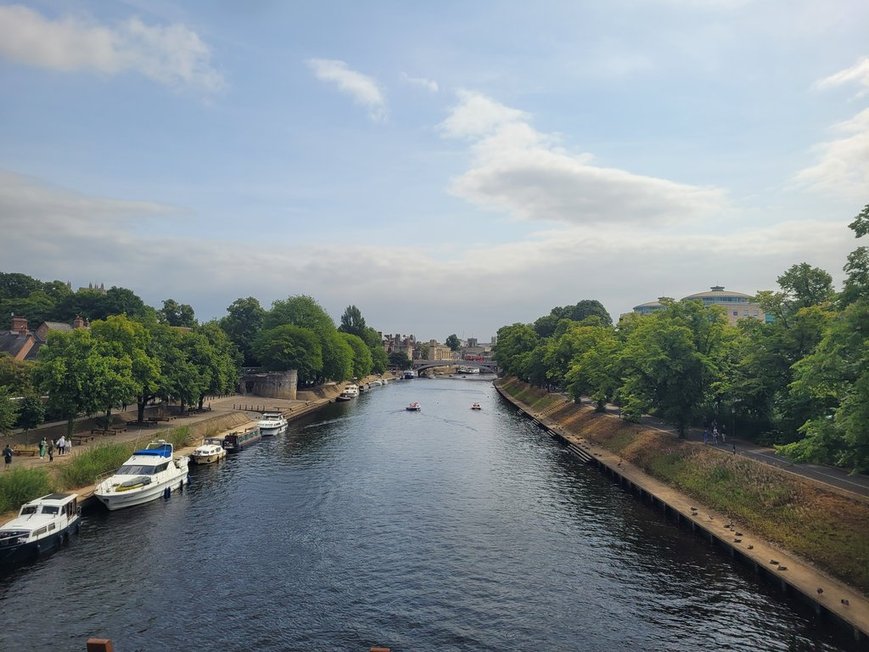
top-left (497, 377), bottom-right (869, 595)
top-left (0, 425), bottom-right (201, 516)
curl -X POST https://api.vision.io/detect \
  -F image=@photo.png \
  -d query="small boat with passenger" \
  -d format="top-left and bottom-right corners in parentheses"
top-left (257, 411), bottom-right (288, 436)
top-left (471, 402), bottom-right (481, 410)
top-left (94, 440), bottom-right (189, 511)
top-left (190, 437), bottom-right (227, 464)
top-left (406, 401), bottom-right (421, 412)
top-left (0, 492), bottom-right (81, 565)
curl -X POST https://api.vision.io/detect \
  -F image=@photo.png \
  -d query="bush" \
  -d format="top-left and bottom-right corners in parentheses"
top-left (0, 467), bottom-right (55, 513)
top-left (57, 443), bottom-right (133, 489)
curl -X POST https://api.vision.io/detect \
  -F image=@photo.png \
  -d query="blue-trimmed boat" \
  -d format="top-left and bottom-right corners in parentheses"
top-left (94, 440), bottom-right (189, 511)
top-left (0, 492), bottom-right (81, 565)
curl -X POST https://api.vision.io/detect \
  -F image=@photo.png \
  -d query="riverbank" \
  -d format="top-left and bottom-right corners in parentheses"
top-left (495, 377), bottom-right (869, 641)
top-left (0, 374), bottom-right (396, 520)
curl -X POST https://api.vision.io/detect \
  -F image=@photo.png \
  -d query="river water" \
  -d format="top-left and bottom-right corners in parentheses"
top-left (0, 378), bottom-right (856, 651)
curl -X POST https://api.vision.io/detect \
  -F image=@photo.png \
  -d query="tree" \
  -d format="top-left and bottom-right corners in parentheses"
top-left (340, 332), bottom-right (373, 379)
top-left (219, 297), bottom-right (265, 367)
top-left (445, 334), bottom-right (461, 351)
top-left (0, 272), bottom-right (44, 300)
top-left (363, 327), bottom-right (388, 374)
top-left (339, 305), bottom-right (367, 338)
top-left (159, 298), bottom-right (196, 327)
top-left (320, 330), bottom-right (354, 383)
top-left (388, 351), bottom-right (412, 370)
top-left (0, 356), bottom-right (34, 394)
top-left (493, 323), bottom-right (539, 380)
top-left (0, 387), bottom-right (18, 435)
top-left (253, 325), bottom-right (323, 384)
top-left (264, 295), bottom-right (335, 333)
top-left (15, 394), bottom-right (44, 435)
top-left (777, 263), bottom-right (835, 312)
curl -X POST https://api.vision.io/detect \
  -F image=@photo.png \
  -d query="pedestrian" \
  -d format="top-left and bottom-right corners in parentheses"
top-left (712, 427), bottom-right (719, 445)
top-left (67, 437), bottom-right (73, 455)
top-left (720, 426), bottom-right (726, 444)
top-left (57, 435), bottom-right (66, 456)
top-left (38, 437), bottom-right (47, 459)
top-left (47, 439), bottom-right (54, 462)
top-left (703, 428), bottom-right (709, 445)
top-left (3, 444), bottom-right (12, 469)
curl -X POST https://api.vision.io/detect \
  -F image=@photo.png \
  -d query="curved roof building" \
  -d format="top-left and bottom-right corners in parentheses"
top-left (632, 286), bottom-right (768, 325)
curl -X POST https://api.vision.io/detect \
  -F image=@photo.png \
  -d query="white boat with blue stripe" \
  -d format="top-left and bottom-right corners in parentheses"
top-left (94, 440), bottom-right (189, 511)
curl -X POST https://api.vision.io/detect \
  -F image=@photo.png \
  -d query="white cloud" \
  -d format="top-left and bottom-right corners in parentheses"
top-left (400, 72), bottom-right (438, 93)
top-left (0, 4), bottom-right (223, 92)
top-left (307, 58), bottom-right (387, 122)
top-left (815, 56), bottom-right (869, 97)
top-left (440, 91), bottom-right (726, 225)
top-left (794, 108), bottom-right (869, 199)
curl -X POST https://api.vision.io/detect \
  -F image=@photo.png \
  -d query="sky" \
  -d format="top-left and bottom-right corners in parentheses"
top-left (1, 1), bottom-right (867, 342)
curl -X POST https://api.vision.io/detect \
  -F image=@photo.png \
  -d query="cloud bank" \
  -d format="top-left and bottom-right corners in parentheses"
top-left (440, 91), bottom-right (726, 225)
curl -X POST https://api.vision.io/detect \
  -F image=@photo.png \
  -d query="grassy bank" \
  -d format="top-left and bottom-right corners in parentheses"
top-left (497, 377), bottom-right (869, 595)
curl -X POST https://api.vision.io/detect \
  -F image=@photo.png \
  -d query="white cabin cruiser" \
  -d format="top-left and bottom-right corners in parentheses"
top-left (257, 411), bottom-right (288, 436)
top-left (0, 492), bottom-right (80, 565)
top-left (336, 384), bottom-right (359, 401)
top-left (191, 437), bottom-right (227, 464)
top-left (94, 440), bottom-right (189, 511)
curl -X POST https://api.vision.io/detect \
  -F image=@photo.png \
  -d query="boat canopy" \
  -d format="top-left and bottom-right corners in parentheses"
top-left (133, 443), bottom-right (172, 457)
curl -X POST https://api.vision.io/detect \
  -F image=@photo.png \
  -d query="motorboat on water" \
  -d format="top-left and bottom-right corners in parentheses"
top-left (336, 384), bottom-right (360, 401)
top-left (0, 493), bottom-right (81, 565)
top-left (257, 411), bottom-right (288, 436)
top-left (471, 402), bottom-right (482, 410)
top-left (94, 440), bottom-right (189, 511)
top-left (406, 401), bottom-right (421, 411)
top-left (190, 437), bottom-right (227, 464)
top-left (403, 371), bottom-right (415, 379)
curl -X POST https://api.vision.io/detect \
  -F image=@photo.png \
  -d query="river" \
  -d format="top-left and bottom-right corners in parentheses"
top-left (0, 378), bottom-right (856, 651)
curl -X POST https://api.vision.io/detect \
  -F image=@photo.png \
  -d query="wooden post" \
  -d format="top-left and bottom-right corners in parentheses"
top-left (86, 639), bottom-right (113, 652)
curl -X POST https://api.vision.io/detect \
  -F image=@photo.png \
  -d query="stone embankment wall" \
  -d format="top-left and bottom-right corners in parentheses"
top-left (246, 369), bottom-right (298, 400)
top-left (494, 377), bottom-right (869, 643)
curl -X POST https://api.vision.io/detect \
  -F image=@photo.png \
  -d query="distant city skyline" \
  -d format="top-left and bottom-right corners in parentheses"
top-left (1, 1), bottom-right (866, 341)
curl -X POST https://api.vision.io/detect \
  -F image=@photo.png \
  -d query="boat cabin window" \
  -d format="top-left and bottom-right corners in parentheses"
top-left (20, 505), bottom-right (37, 515)
top-left (118, 464), bottom-right (160, 475)
top-left (41, 505), bottom-right (59, 515)
top-left (155, 461), bottom-right (170, 473)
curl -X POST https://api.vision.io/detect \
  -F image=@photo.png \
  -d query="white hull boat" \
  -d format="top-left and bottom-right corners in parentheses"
top-left (257, 412), bottom-right (288, 436)
top-left (94, 440), bottom-right (189, 511)
top-left (191, 438), bottom-right (227, 464)
top-left (0, 493), bottom-right (81, 565)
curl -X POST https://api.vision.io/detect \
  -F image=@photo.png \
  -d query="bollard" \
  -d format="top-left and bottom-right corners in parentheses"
top-left (87, 639), bottom-right (113, 652)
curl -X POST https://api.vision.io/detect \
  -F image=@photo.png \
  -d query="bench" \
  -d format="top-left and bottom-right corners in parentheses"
top-left (71, 435), bottom-right (94, 445)
top-left (13, 448), bottom-right (38, 457)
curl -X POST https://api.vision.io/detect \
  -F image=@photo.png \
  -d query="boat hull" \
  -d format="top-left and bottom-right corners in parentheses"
top-left (191, 452), bottom-right (224, 464)
top-left (95, 472), bottom-right (188, 511)
top-left (0, 518), bottom-right (80, 566)
top-left (259, 425), bottom-right (286, 436)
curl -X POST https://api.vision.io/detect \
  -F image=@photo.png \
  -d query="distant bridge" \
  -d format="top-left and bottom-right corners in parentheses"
top-left (412, 359), bottom-right (498, 374)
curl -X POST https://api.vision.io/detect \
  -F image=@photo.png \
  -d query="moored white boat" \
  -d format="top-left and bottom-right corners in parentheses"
top-left (94, 440), bottom-right (189, 511)
top-left (336, 384), bottom-right (359, 401)
top-left (257, 411), bottom-right (288, 436)
top-left (0, 493), bottom-right (81, 565)
top-left (191, 437), bottom-right (227, 464)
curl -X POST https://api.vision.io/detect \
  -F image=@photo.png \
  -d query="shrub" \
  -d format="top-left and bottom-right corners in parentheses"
top-left (0, 467), bottom-right (55, 513)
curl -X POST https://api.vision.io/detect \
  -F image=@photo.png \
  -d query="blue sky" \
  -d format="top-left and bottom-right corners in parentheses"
top-left (1, 1), bottom-right (867, 341)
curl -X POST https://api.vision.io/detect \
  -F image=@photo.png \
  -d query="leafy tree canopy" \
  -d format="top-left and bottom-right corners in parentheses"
top-left (159, 298), bottom-right (196, 327)
top-left (339, 305), bottom-right (367, 338)
top-left (445, 334), bottom-right (461, 351)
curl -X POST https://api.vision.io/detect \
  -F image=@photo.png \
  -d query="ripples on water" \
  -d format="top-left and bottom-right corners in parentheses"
top-left (0, 379), bottom-right (857, 651)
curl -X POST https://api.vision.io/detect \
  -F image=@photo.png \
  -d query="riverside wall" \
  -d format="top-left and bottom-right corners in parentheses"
top-left (494, 379), bottom-right (868, 643)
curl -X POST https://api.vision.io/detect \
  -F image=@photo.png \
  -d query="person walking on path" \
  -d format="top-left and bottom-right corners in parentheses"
top-left (712, 427), bottom-right (719, 445)
top-left (57, 435), bottom-right (66, 456)
top-left (703, 428), bottom-right (709, 445)
top-left (38, 437), bottom-right (47, 459)
top-left (720, 426), bottom-right (726, 444)
top-left (47, 439), bottom-right (54, 462)
top-left (3, 444), bottom-right (12, 470)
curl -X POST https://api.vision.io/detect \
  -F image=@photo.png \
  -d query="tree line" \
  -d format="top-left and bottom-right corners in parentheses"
top-left (494, 205), bottom-right (869, 472)
top-left (0, 281), bottom-right (391, 436)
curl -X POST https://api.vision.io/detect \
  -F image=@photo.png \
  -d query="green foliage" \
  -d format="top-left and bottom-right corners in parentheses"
top-left (0, 356), bottom-right (34, 394)
top-left (493, 323), bottom-right (539, 380)
top-left (0, 386), bottom-right (19, 434)
top-left (264, 295), bottom-right (335, 333)
top-left (219, 297), bottom-right (265, 366)
top-left (56, 442), bottom-right (133, 490)
top-left (320, 330), bottom-right (354, 382)
top-left (388, 351), bottom-right (412, 370)
top-left (0, 467), bottom-right (55, 513)
top-left (254, 324), bottom-right (323, 383)
top-left (340, 332), bottom-right (373, 379)
top-left (158, 298), bottom-right (196, 327)
top-left (445, 334), bottom-right (461, 351)
top-left (338, 305), bottom-right (367, 338)
top-left (15, 394), bottom-right (45, 432)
